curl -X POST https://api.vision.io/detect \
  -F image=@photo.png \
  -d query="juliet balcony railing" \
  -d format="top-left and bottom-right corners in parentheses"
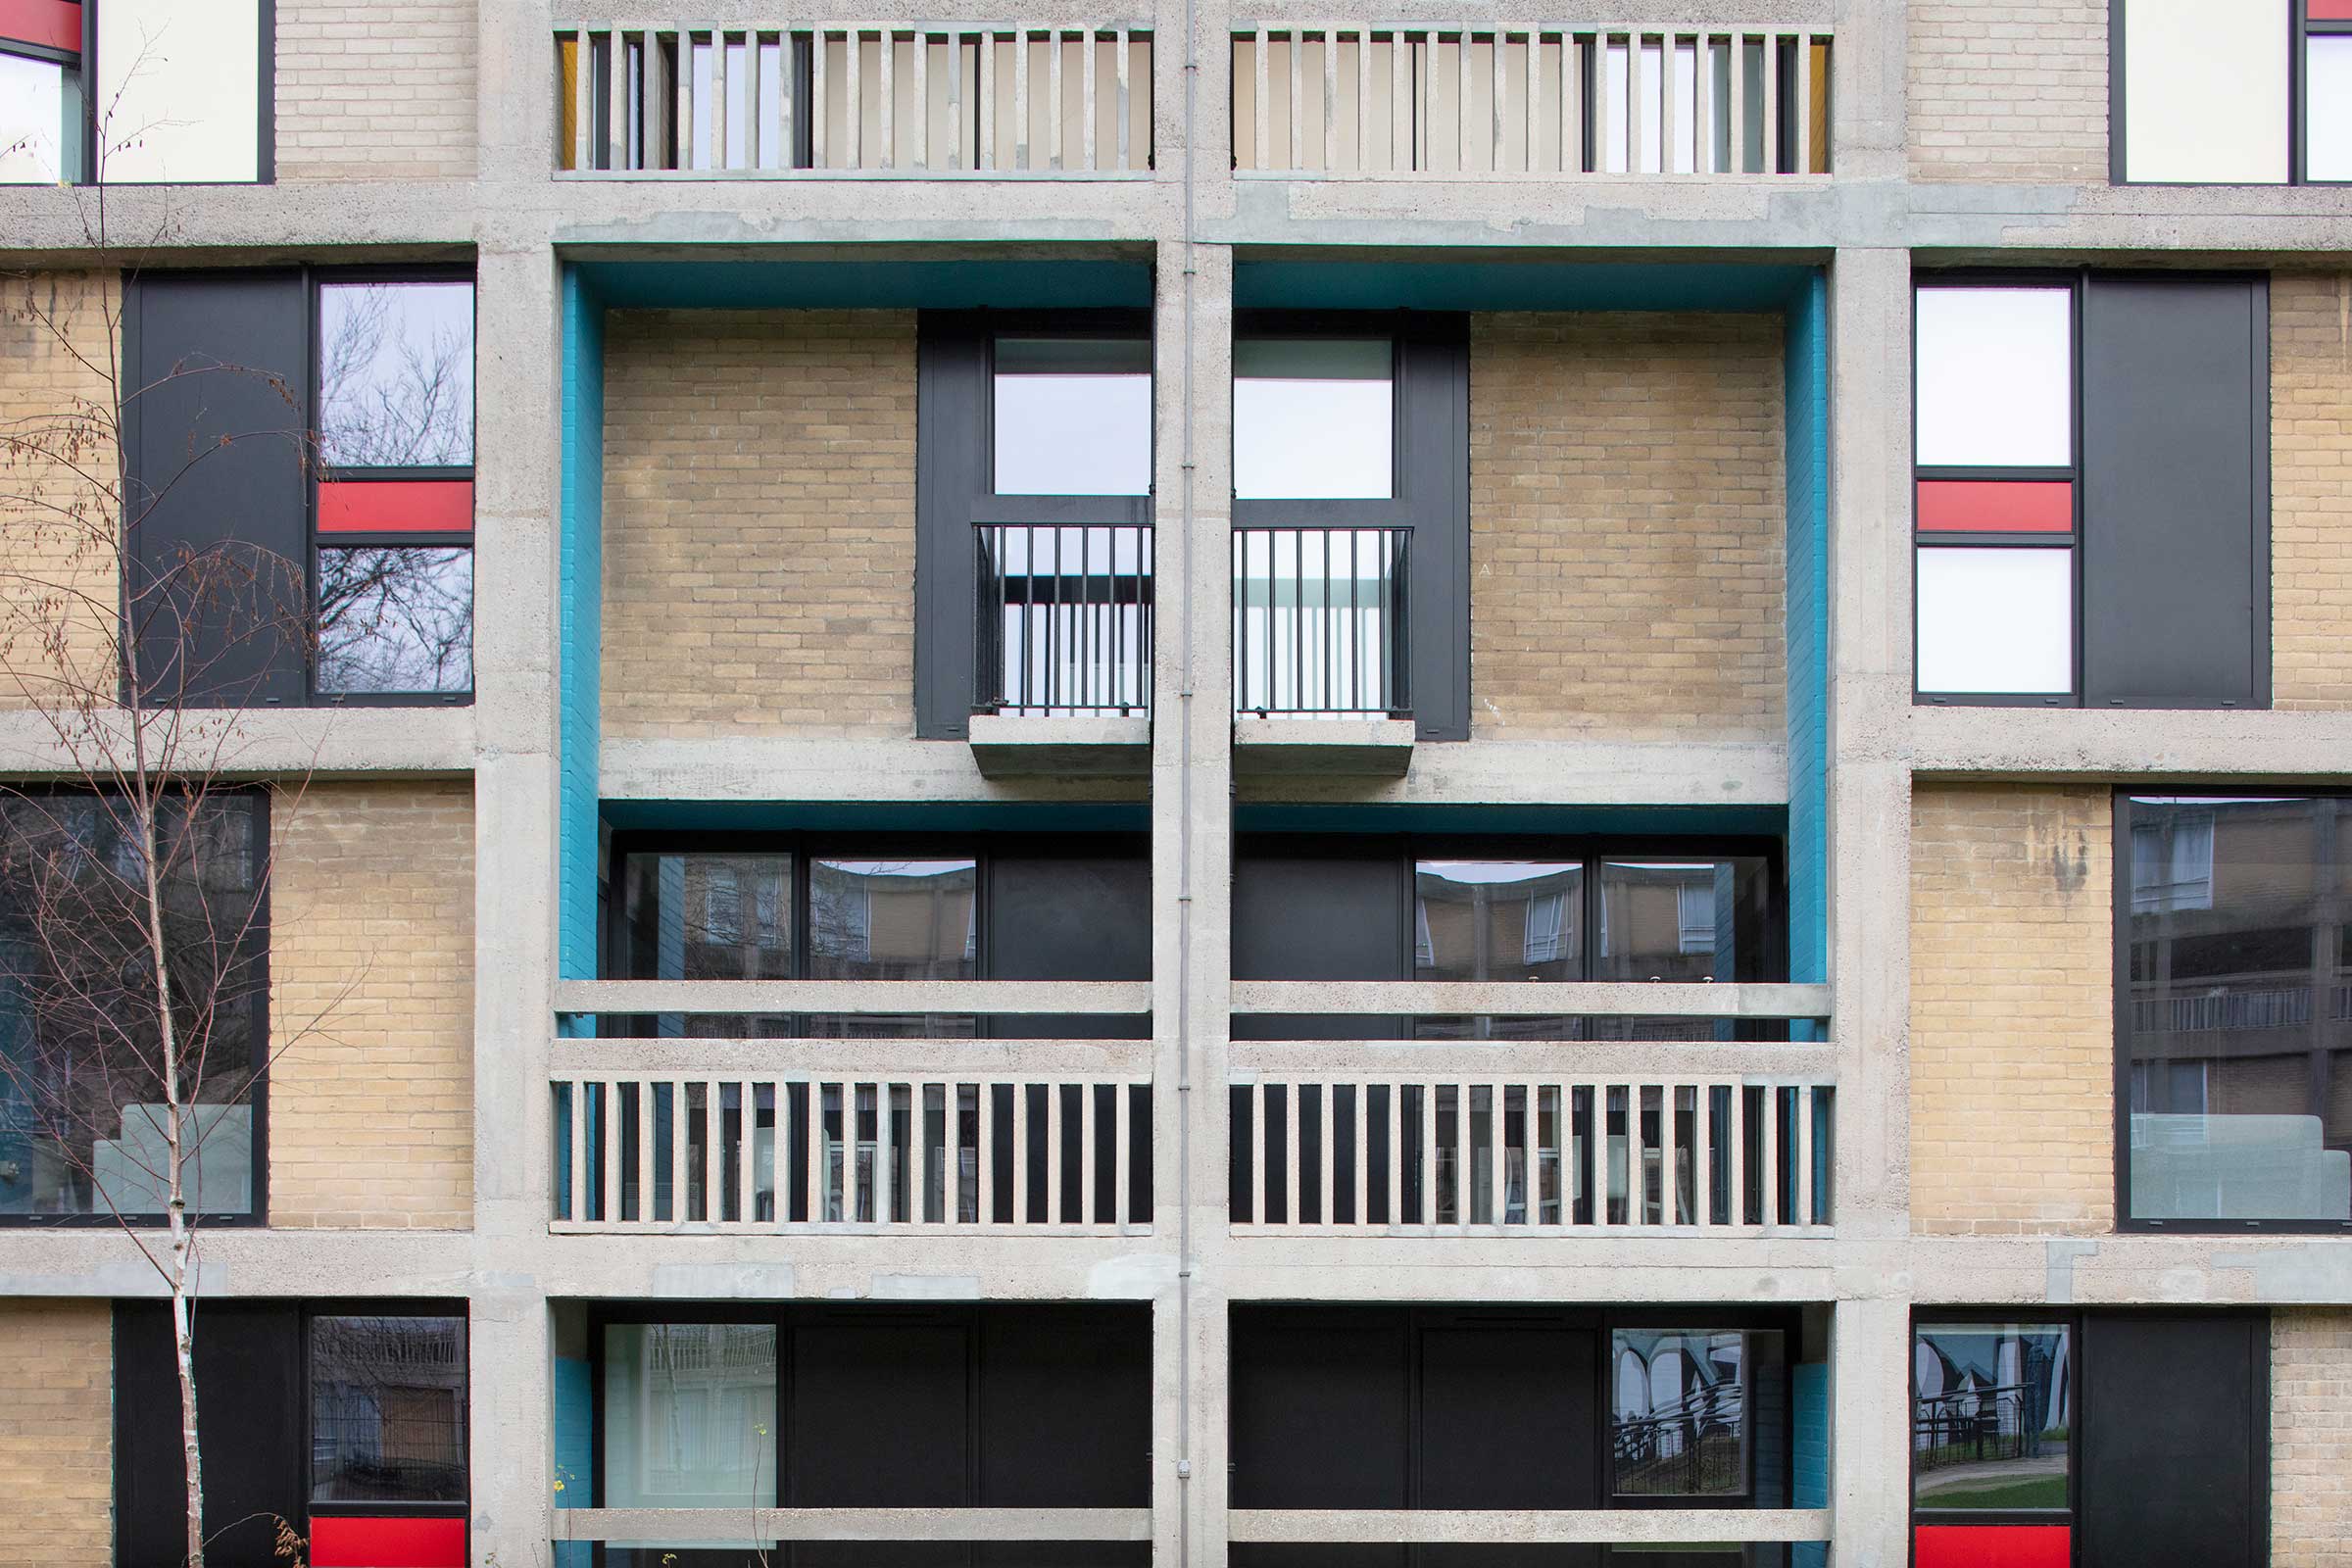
top-left (975, 521), bottom-right (1154, 716)
top-left (1231, 24), bottom-right (1831, 175)
top-left (1233, 525), bottom-right (1411, 718)
top-left (1228, 981), bottom-right (1835, 1235)
top-left (549, 981), bottom-right (1153, 1234)
top-left (555, 22), bottom-right (1153, 174)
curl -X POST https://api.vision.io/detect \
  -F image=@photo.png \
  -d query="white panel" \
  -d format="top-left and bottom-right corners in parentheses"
top-left (95, 0), bottom-right (261, 182)
top-left (2123, 0), bottom-right (2288, 183)
top-left (1915, 287), bottom-right (2073, 468)
top-left (1234, 340), bottom-right (1394, 500)
top-left (2309, 36), bottom-right (2352, 181)
top-left (0, 54), bottom-right (68, 183)
top-left (994, 374), bottom-right (1152, 495)
top-left (1916, 547), bottom-right (2074, 696)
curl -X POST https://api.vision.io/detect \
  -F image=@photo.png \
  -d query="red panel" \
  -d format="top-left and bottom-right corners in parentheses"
top-left (1915, 1524), bottom-right (2071, 1568)
top-left (0, 0), bottom-right (82, 53)
top-left (318, 479), bottom-right (474, 535)
top-left (1916, 478), bottom-right (2074, 533)
top-left (309, 1516), bottom-right (466, 1568)
top-left (2310, 0), bottom-right (2352, 20)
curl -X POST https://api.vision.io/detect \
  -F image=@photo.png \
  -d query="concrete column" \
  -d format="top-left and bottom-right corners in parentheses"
top-left (468, 239), bottom-right (564, 1565)
top-left (1831, 1296), bottom-right (1914, 1568)
top-left (1831, 0), bottom-right (1910, 186)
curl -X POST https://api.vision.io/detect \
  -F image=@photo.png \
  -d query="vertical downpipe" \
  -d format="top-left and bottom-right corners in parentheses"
top-left (1174, 0), bottom-right (1201, 1558)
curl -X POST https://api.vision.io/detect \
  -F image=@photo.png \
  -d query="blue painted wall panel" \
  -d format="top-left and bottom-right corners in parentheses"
top-left (1783, 273), bottom-right (1831, 1000)
top-left (558, 269), bottom-right (605, 994)
top-left (553, 1353), bottom-right (594, 1567)
top-left (1791, 1359), bottom-right (1831, 1567)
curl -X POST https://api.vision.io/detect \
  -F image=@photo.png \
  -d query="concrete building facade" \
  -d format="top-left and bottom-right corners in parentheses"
top-left (0, 1), bottom-right (2350, 1566)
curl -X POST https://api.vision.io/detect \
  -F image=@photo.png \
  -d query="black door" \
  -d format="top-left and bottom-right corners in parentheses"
top-left (2079, 1314), bottom-right (2264, 1568)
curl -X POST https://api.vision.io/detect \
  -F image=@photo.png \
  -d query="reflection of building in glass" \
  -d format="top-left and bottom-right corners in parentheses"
top-left (311, 1316), bottom-right (468, 1502)
top-left (1912, 1325), bottom-right (2071, 1512)
top-left (1610, 1330), bottom-right (1754, 1497)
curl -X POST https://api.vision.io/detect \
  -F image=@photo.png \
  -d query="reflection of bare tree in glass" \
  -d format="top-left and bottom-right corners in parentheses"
top-left (314, 283), bottom-right (474, 694)
top-left (310, 1316), bottom-right (467, 1503)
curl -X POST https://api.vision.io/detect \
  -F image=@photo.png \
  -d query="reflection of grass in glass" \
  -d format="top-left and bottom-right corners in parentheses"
top-left (1918, 1475), bottom-right (2069, 1511)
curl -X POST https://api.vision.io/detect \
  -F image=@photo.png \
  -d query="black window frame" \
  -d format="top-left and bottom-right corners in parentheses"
top-left (302, 1304), bottom-right (472, 1520)
top-left (1231, 309), bottom-right (1470, 741)
top-left (2111, 787), bottom-right (2352, 1235)
top-left (2109, 0), bottom-right (2348, 186)
top-left (1911, 267), bottom-right (2271, 711)
top-left (915, 308), bottom-right (1156, 740)
top-left (0, 784), bottom-right (272, 1229)
top-left (307, 264), bottom-right (478, 708)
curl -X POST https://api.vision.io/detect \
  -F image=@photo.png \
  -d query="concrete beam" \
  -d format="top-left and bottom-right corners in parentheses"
top-left (1228, 980), bottom-right (1832, 1017)
top-left (600, 734), bottom-right (1146, 803)
top-left (1229, 1508), bottom-right (1833, 1544)
top-left (1226, 1039), bottom-right (1836, 1077)
top-left (1911, 705), bottom-right (2352, 780)
top-left (554, 978), bottom-right (1154, 1014)
top-left (0, 706), bottom-right (477, 778)
top-left (1237, 738), bottom-right (1788, 806)
top-left (555, 1507), bottom-right (1152, 1543)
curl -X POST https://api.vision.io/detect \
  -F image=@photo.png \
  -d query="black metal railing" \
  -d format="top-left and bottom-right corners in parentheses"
top-left (974, 523), bottom-right (1153, 716)
top-left (1913, 1387), bottom-right (2041, 1472)
top-left (1232, 525), bottom-right (1411, 718)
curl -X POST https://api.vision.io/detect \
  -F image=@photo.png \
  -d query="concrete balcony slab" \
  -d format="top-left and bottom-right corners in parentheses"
top-left (968, 713), bottom-right (1152, 777)
top-left (1234, 715), bottom-right (1416, 775)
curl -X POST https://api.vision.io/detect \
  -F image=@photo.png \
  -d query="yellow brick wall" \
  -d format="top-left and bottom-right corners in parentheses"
top-left (2273, 270), bottom-right (2352, 710)
top-left (1910, 784), bottom-right (2115, 1234)
top-left (275, 0), bottom-right (478, 180)
top-left (1468, 313), bottom-right (1786, 742)
top-left (602, 311), bottom-right (919, 740)
top-left (0, 272), bottom-right (122, 711)
top-left (0, 1299), bottom-right (112, 1567)
top-left (269, 781), bottom-right (474, 1228)
top-left (2275, 1307), bottom-right (2352, 1564)
top-left (1908, 0), bottom-right (2108, 183)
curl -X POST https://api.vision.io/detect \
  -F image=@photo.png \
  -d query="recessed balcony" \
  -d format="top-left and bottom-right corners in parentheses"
top-left (968, 519), bottom-right (1153, 776)
top-left (1232, 523), bottom-right (1416, 774)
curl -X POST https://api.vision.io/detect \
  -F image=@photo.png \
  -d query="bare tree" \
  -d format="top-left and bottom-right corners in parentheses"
top-left (0, 107), bottom-right (329, 1568)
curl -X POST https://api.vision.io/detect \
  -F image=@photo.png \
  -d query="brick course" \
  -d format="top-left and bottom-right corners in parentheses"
top-left (1909, 783), bottom-right (2115, 1234)
top-left (602, 311), bottom-right (919, 740)
top-left (275, 0), bottom-right (478, 181)
top-left (268, 781), bottom-right (475, 1228)
top-left (2273, 270), bottom-right (2352, 710)
top-left (0, 271), bottom-right (121, 710)
top-left (1908, 0), bottom-right (2108, 183)
top-left (0, 1298), bottom-right (112, 1567)
top-left (2275, 1307), bottom-right (2352, 1564)
top-left (1468, 313), bottom-right (1786, 742)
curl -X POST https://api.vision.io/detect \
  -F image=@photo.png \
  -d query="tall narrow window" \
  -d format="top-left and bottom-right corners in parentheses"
top-left (314, 278), bottom-right (476, 700)
top-left (1913, 1320), bottom-right (2073, 1567)
top-left (310, 1315), bottom-right (468, 1505)
top-left (2309, 6), bottom-right (2352, 181)
top-left (1913, 283), bottom-right (2077, 701)
top-left (0, 2), bottom-right (83, 184)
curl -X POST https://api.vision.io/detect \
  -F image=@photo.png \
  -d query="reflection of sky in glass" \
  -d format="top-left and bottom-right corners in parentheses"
top-left (318, 282), bottom-right (475, 467)
top-left (1914, 288), bottom-right (2072, 467)
top-left (1419, 859), bottom-right (1578, 886)
top-left (317, 547), bottom-right (472, 694)
top-left (1913, 1323), bottom-right (2071, 1512)
top-left (1916, 547), bottom-right (2073, 694)
top-left (2311, 39), bottom-right (2352, 182)
top-left (995, 374), bottom-right (1152, 495)
top-left (1234, 339), bottom-right (1392, 499)
top-left (0, 55), bottom-right (70, 184)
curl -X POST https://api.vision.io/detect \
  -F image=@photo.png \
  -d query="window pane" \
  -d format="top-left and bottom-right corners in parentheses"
top-left (1414, 860), bottom-right (1583, 982)
top-left (1915, 546), bottom-right (2073, 695)
top-left (603, 1323), bottom-right (778, 1517)
top-left (318, 281), bottom-right (476, 468)
top-left (616, 852), bottom-right (794, 1037)
top-left (993, 337), bottom-right (1152, 496)
top-left (1234, 338), bottom-right (1394, 499)
top-left (1913, 1324), bottom-right (2072, 1511)
top-left (2125, 794), bottom-right (2352, 1222)
top-left (808, 857), bottom-right (978, 1038)
top-left (310, 1316), bottom-right (467, 1503)
top-left (2310, 37), bottom-right (2352, 181)
top-left (317, 546), bottom-right (473, 695)
top-left (1915, 287), bottom-right (2072, 467)
top-left (0, 795), bottom-right (264, 1217)
top-left (1611, 1330), bottom-right (1754, 1497)
top-left (0, 53), bottom-right (75, 184)
top-left (1595, 858), bottom-right (1767, 984)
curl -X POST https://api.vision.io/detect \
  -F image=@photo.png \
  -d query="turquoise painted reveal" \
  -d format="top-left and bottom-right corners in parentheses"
top-left (553, 1354), bottom-right (594, 1568)
top-left (559, 269), bottom-right (606, 992)
top-left (1790, 1360), bottom-right (1831, 1567)
top-left (1235, 259), bottom-right (1818, 313)
top-left (1783, 272), bottom-right (1831, 1000)
top-left (575, 258), bottom-right (1152, 311)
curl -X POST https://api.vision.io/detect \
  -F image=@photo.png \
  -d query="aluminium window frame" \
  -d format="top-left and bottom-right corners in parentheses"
top-left (0, 784), bottom-right (272, 1229)
top-left (1909, 270), bottom-right (2086, 710)
top-left (2110, 787), bottom-right (2352, 1236)
top-left (306, 264), bottom-right (479, 708)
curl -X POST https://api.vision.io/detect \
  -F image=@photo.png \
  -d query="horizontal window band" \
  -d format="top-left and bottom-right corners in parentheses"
top-left (0, 0), bottom-right (79, 55)
top-left (1913, 1524), bottom-right (2069, 1568)
top-left (308, 1515), bottom-right (466, 1568)
top-left (1916, 478), bottom-right (2073, 532)
top-left (318, 478), bottom-right (474, 535)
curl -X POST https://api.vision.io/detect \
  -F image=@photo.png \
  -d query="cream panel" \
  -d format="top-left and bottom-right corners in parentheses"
top-left (94, 0), bottom-right (262, 182)
top-left (2123, 0), bottom-right (2287, 183)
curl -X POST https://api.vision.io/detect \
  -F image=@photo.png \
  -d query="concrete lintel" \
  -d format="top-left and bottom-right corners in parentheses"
top-left (555, 1507), bottom-right (1152, 1543)
top-left (555, 977), bottom-right (1153, 1014)
top-left (554, 1036), bottom-right (1155, 1075)
top-left (1240, 737), bottom-right (1788, 807)
top-left (1226, 1039), bottom-right (1835, 1079)
top-left (1234, 717), bottom-right (1416, 775)
top-left (600, 734), bottom-right (1146, 804)
top-left (0, 706), bottom-right (478, 778)
top-left (0, 1228), bottom-right (475, 1298)
top-left (1911, 705), bottom-right (2352, 781)
top-left (1216, 1251), bottom-right (1840, 1300)
top-left (969, 713), bottom-right (1154, 777)
top-left (1229, 1508), bottom-right (1832, 1544)
top-left (1229, 979), bottom-right (1831, 1018)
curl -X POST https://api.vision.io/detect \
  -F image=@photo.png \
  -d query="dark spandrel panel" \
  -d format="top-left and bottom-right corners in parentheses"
top-left (1912, 1323), bottom-right (2072, 1512)
top-left (318, 281), bottom-right (476, 468)
top-left (1229, 1312), bottom-right (1410, 1509)
top-left (0, 794), bottom-right (266, 1218)
top-left (310, 1315), bottom-right (467, 1503)
top-left (790, 1320), bottom-right (969, 1506)
top-left (317, 545), bottom-right (473, 695)
top-left (1609, 1330), bottom-right (1761, 1499)
top-left (1419, 1324), bottom-right (1596, 1509)
top-left (977, 1308), bottom-right (1152, 1507)
top-left (2124, 794), bottom-right (2352, 1222)
top-left (2078, 1316), bottom-right (2260, 1568)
